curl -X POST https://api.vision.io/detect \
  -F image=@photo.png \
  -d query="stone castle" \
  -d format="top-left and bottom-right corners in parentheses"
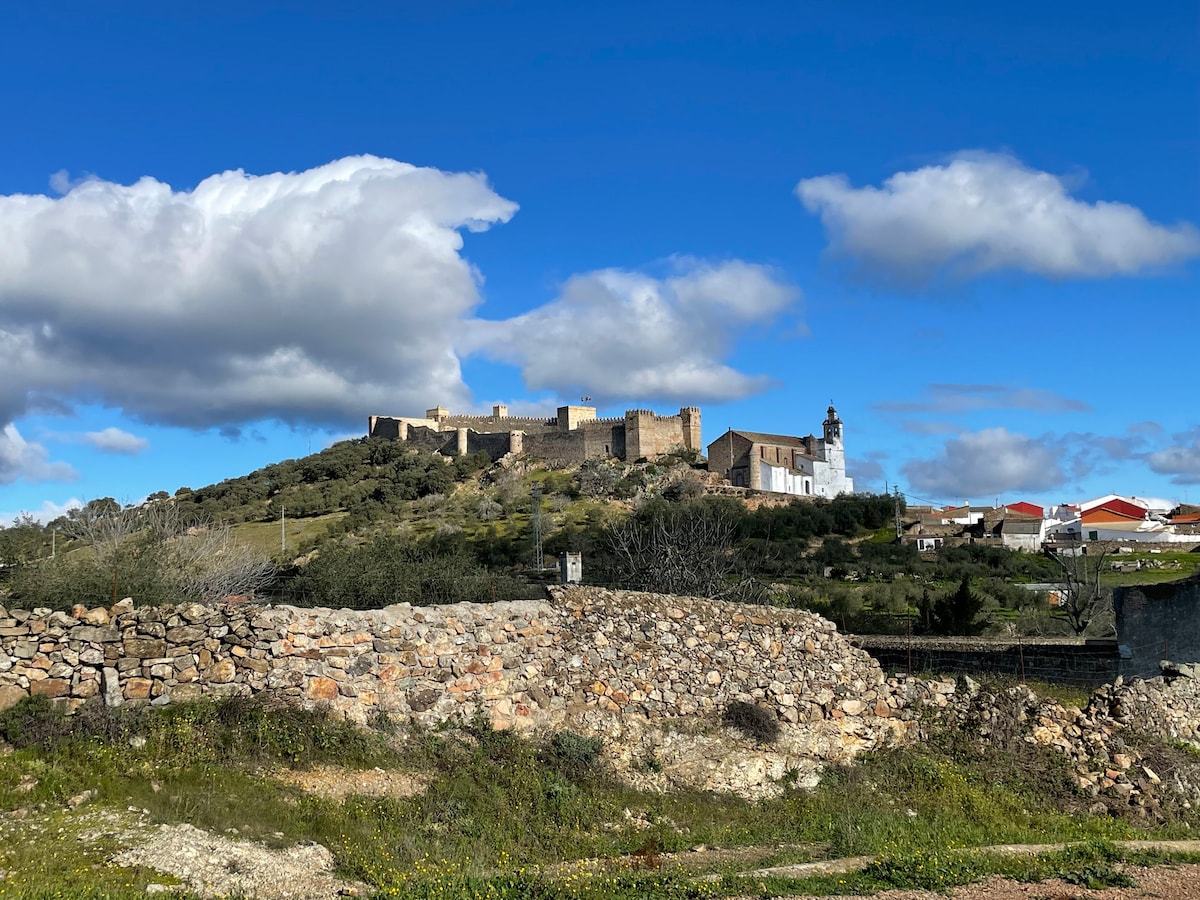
top-left (368, 403), bottom-right (701, 463)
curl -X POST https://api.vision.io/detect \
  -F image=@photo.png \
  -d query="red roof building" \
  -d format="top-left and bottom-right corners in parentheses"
top-left (1006, 501), bottom-right (1044, 518)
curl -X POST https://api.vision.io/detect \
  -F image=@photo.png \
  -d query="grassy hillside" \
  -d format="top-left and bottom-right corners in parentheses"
top-left (1, 689), bottom-right (1198, 898)
top-left (3, 437), bottom-right (1196, 636)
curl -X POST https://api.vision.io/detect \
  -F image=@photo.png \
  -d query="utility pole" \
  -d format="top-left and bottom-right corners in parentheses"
top-left (894, 486), bottom-right (903, 541)
top-left (530, 485), bottom-right (544, 571)
top-left (280, 505), bottom-right (286, 557)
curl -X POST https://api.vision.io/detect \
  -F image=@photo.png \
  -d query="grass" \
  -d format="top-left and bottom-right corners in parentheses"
top-left (232, 511), bottom-right (348, 560)
top-left (1, 696), bottom-right (1198, 898)
top-left (1100, 551), bottom-right (1200, 587)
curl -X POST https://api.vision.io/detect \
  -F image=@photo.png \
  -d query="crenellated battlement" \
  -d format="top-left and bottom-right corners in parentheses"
top-left (440, 414), bottom-right (557, 427)
top-left (369, 402), bottom-right (701, 463)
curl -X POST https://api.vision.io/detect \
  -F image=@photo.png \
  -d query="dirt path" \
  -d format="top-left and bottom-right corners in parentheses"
top-left (739, 841), bottom-right (1200, 900)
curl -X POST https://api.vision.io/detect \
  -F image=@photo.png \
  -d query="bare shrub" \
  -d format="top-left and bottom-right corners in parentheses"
top-left (476, 497), bottom-right (504, 521)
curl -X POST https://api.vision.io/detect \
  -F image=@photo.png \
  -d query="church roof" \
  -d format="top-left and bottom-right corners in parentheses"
top-left (727, 430), bottom-right (819, 450)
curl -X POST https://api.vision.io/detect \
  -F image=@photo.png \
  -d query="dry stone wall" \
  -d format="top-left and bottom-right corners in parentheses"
top-left (6, 586), bottom-right (1199, 800)
top-left (0, 586), bottom-right (910, 795)
top-left (0, 587), bottom-right (894, 725)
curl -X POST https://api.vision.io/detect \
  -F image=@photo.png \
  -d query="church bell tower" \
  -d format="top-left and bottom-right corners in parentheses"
top-left (822, 404), bottom-right (844, 470)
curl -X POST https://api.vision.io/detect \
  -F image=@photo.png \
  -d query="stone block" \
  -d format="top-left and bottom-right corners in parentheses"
top-left (165, 625), bottom-right (208, 644)
top-left (204, 660), bottom-right (237, 684)
top-left (306, 677), bottom-right (339, 702)
top-left (124, 678), bottom-right (152, 700)
top-left (123, 637), bottom-right (166, 659)
top-left (172, 684), bottom-right (203, 702)
top-left (0, 684), bottom-right (28, 710)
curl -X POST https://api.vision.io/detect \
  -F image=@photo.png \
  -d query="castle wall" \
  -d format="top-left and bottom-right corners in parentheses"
top-left (367, 416), bottom-right (403, 440)
top-left (522, 424), bottom-right (625, 463)
top-left (371, 406), bottom-right (697, 464)
top-left (440, 415), bottom-right (556, 436)
top-left (625, 409), bottom-right (696, 460)
top-left (464, 431), bottom-right (514, 460)
top-left (394, 424), bottom-right (458, 456)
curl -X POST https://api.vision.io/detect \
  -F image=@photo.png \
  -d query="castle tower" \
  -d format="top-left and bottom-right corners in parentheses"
top-left (679, 407), bottom-right (701, 452)
top-left (822, 404), bottom-right (844, 471)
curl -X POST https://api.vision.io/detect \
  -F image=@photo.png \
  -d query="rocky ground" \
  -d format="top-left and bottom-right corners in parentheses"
top-left (5, 775), bottom-right (1200, 900)
top-left (773, 864), bottom-right (1200, 899)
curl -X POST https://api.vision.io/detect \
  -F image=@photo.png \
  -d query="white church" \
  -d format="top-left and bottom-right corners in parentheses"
top-left (706, 406), bottom-right (855, 498)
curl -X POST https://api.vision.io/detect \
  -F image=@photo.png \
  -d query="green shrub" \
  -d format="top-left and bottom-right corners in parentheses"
top-left (546, 730), bottom-right (603, 773)
top-left (0, 695), bottom-right (77, 751)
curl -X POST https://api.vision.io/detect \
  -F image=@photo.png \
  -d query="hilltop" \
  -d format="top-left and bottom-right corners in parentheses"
top-left (2, 437), bottom-right (1196, 637)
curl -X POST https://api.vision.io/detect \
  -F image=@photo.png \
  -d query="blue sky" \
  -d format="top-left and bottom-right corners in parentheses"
top-left (2, 0), bottom-right (1198, 522)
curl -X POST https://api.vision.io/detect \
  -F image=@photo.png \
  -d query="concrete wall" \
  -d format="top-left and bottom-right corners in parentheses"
top-left (1115, 575), bottom-right (1200, 679)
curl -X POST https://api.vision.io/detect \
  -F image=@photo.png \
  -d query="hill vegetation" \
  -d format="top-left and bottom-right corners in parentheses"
top-left (2, 437), bottom-right (1196, 636)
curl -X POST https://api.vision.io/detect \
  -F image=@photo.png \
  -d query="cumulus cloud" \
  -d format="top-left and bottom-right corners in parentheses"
top-left (876, 383), bottom-right (1090, 415)
top-left (903, 427), bottom-right (1066, 498)
top-left (797, 152), bottom-right (1200, 282)
top-left (1, 157), bottom-right (798, 453)
top-left (0, 424), bottom-right (77, 485)
top-left (0, 497), bottom-right (83, 526)
top-left (83, 427), bottom-right (149, 455)
top-left (0, 156), bottom-right (519, 436)
top-left (461, 259), bottom-right (799, 402)
top-left (1148, 428), bottom-right (1200, 484)
top-left (847, 451), bottom-right (887, 493)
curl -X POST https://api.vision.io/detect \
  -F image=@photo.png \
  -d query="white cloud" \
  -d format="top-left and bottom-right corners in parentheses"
top-left (0, 424), bottom-right (77, 485)
top-left (0, 497), bottom-right (83, 526)
top-left (0, 156), bottom-right (519, 435)
top-left (903, 427), bottom-right (1066, 498)
top-left (83, 427), bottom-right (149, 455)
top-left (461, 259), bottom-right (799, 402)
top-left (1, 158), bottom-right (795, 452)
top-left (877, 383), bottom-right (1090, 415)
top-left (797, 152), bottom-right (1200, 282)
top-left (1147, 429), bottom-right (1200, 485)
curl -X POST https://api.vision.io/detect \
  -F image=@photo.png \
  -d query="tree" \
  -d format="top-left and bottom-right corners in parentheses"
top-left (12, 503), bottom-right (277, 608)
top-left (916, 577), bottom-right (985, 636)
top-left (599, 499), bottom-right (763, 600)
top-left (1046, 543), bottom-right (1113, 636)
